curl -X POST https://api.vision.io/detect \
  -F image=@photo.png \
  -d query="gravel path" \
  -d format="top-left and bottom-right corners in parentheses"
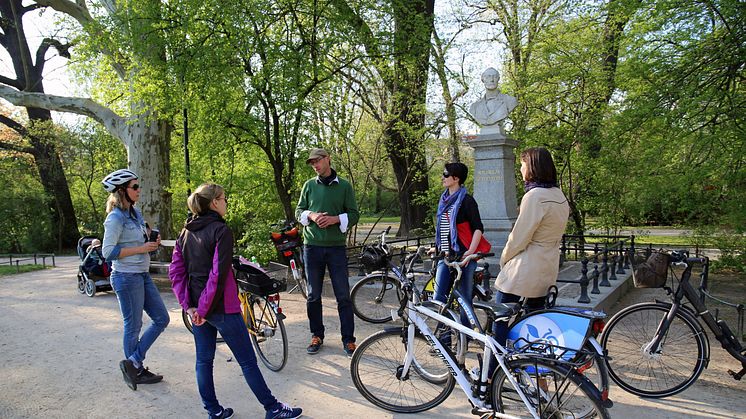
top-left (0, 257), bottom-right (743, 418)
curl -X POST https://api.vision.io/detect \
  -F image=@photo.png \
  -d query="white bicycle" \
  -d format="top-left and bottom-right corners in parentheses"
top-left (350, 252), bottom-right (612, 418)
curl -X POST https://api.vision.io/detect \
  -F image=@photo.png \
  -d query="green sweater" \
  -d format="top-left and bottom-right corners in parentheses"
top-left (295, 177), bottom-right (359, 246)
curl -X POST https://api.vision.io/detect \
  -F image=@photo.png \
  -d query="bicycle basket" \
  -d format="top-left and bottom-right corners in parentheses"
top-left (630, 250), bottom-right (671, 288)
top-left (233, 261), bottom-right (287, 296)
top-left (359, 244), bottom-right (388, 271)
top-left (270, 227), bottom-right (302, 252)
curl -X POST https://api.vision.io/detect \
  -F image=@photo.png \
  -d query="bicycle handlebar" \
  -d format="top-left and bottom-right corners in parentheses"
top-left (433, 252), bottom-right (494, 266)
top-left (669, 250), bottom-right (708, 266)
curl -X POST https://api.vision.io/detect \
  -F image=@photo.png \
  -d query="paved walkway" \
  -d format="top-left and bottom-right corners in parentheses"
top-left (0, 257), bottom-right (743, 418)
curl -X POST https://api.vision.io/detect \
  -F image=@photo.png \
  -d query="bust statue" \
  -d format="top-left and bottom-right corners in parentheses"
top-left (469, 67), bottom-right (518, 135)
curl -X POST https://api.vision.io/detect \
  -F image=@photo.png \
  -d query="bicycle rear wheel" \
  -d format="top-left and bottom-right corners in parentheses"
top-left (350, 329), bottom-right (455, 413)
top-left (492, 357), bottom-right (609, 419)
top-left (181, 310), bottom-right (225, 343)
top-left (351, 274), bottom-right (403, 323)
top-left (601, 302), bottom-right (707, 398)
top-left (247, 294), bottom-right (288, 371)
top-left (290, 248), bottom-right (308, 299)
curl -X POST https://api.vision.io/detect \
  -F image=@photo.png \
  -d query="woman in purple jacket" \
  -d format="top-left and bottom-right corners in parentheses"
top-left (169, 183), bottom-right (302, 419)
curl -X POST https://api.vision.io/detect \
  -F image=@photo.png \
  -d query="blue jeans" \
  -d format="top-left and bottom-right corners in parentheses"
top-left (487, 290), bottom-right (546, 377)
top-left (304, 245), bottom-right (355, 344)
top-left (193, 312), bottom-right (279, 416)
top-left (492, 290), bottom-right (545, 345)
top-left (433, 259), bottom-right (477, 326)
top-left (111, 271), bottom-right (170, 364)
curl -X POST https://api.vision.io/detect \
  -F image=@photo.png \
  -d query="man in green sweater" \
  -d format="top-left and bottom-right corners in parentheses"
top-left (296, 148), bottom-right (360, 356)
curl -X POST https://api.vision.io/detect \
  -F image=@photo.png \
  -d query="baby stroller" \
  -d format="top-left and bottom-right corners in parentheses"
top-left (77, 236), bottom-right (112, 297)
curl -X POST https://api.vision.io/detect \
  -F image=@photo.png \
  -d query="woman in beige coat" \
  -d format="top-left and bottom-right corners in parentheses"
top-left (493, 147), bottom-right (569, 345)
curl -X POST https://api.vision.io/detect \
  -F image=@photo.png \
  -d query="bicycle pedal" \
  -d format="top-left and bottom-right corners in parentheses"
top-left (728, 368), bottom-right (745, 380)
top-left (470, 406), bottom-right (493, 418)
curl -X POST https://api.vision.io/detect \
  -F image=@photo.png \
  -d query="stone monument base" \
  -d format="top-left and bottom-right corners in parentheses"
top-left (465, 133), bottom-right (519, 258)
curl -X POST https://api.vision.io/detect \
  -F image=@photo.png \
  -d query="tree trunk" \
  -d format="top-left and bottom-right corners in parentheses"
top-left (26, 121), bottom-right (81, 250)
top-left (0, 0), bottom-right (79, 250)
top-left (385, 123), bottom-right (429, 237)
top-left (125, 113), bottom-right (173, 240)
top-left (332, 0), bottom-right (433, 236)
top-left (388, 0), bottom-right (434, 236)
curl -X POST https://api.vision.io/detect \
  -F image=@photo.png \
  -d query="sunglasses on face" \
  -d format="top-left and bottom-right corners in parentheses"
top-left (128, 184), bottom-right (140, 190)
top-left (442, 171), bottom-right (451, 178)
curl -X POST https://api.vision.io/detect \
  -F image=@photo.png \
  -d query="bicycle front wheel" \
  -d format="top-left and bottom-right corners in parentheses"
top-left (350, 329), bottom-right (455, 413)
top-left (601, 302), bottom-right (707, 398)
top-left (350, 274), bottom-right (403, 323)
top-left (492, 357), bottom-right (609, 419)
top-left (248, 295), bottom-right (288, 371)
top-left (414, 301), bottom-right (466, 384)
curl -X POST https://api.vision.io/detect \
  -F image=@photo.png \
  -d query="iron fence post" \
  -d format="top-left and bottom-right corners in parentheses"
top-left (600, 251), bottom-right (611, 287)
top-left (578, 258), bottom-right (591, 304)
top-left (591, 264), bottom-right (601, 294)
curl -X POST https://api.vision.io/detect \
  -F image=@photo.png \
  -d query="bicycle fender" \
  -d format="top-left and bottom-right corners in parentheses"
top-left (556, 361), bottom-right (614, 409)
top-left (359, 272), bottom-right (401, 283)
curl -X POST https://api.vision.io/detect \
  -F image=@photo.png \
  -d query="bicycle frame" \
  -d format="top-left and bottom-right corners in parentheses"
top-left (400, 300), bottom-right (540, 419)
top-left (238, 291), bottom-right (284, 336)
top-left (647, 257), bottom-right (745, 375)
top-left (394, 255), bottom-right (605, 418)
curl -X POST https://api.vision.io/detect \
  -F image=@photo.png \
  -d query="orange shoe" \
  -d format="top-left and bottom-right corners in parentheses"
top-left (307, 336), bottom-right (323, 354)
top-left (344, 342), bottom-right (357, 356)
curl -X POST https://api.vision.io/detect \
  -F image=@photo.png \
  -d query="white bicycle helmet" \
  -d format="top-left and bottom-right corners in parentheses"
top-left (102, 169), bottom-right (139, 192)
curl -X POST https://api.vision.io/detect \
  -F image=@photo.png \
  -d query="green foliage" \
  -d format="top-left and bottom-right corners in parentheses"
top-left (0, 157), bottom-right (52, 252)
top-left (58, 123), bottom-right (128, 237)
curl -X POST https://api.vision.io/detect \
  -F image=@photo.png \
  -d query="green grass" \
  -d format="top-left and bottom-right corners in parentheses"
top-left (0, 264), bottom-right (49, 276)
top-left (358, 216), bottom-right (400, 224)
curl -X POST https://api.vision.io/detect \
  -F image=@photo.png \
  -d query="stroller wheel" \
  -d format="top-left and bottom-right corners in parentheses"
top-left (85, 279), bottom-right (96, 297)
top-left (77, 274), bottom-right (86, 294)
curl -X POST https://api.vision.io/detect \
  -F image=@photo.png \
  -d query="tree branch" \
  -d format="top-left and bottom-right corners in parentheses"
top-left (0, 74), bottom-right (22, 89)
top-left (34, 38), bottom-right (71, 74)
top-left (0, 85), bottom-right (126, 141)
top-left (0, 115), bottom-right (35, 154)
top-left (33, 0), bottom-right (127, 78)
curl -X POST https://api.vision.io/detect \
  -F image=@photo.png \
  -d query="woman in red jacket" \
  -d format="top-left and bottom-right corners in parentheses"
top-left (433, 162), bottom-right (490, 324)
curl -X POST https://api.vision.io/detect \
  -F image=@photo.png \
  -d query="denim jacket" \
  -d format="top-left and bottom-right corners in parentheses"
top-left (102, 206), bottom-right (150, 273)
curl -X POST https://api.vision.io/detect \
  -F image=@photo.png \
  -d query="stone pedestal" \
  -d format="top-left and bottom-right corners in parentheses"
top-left (465, 133), bottom-right (519, 257)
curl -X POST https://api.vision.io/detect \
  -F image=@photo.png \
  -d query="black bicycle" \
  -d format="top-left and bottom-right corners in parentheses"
top-left (351, 227), bottom-right (492, 324)
top-left (601, 249), bottom-right (745, 398)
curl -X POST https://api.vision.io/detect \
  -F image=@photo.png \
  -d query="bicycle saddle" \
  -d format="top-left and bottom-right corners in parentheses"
top-left (472, 301), bottom-right (521, 319)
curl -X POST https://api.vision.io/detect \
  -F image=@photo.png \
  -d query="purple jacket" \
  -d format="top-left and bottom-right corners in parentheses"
top-left (169, 211), bottom-right (240, 318)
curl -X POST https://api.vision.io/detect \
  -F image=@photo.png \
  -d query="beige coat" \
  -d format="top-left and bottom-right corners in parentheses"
top-left (496, 187), bottom-right (569, 298)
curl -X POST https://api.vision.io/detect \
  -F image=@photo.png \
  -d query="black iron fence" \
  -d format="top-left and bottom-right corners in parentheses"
top-left (557, 234), bottom-right (634, 303)
top-left (344, 233), bottom-right (641, 304)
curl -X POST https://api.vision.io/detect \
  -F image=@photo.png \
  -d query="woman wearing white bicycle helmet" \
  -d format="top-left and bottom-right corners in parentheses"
top-left (101, 169), bottom-right (170, 391)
